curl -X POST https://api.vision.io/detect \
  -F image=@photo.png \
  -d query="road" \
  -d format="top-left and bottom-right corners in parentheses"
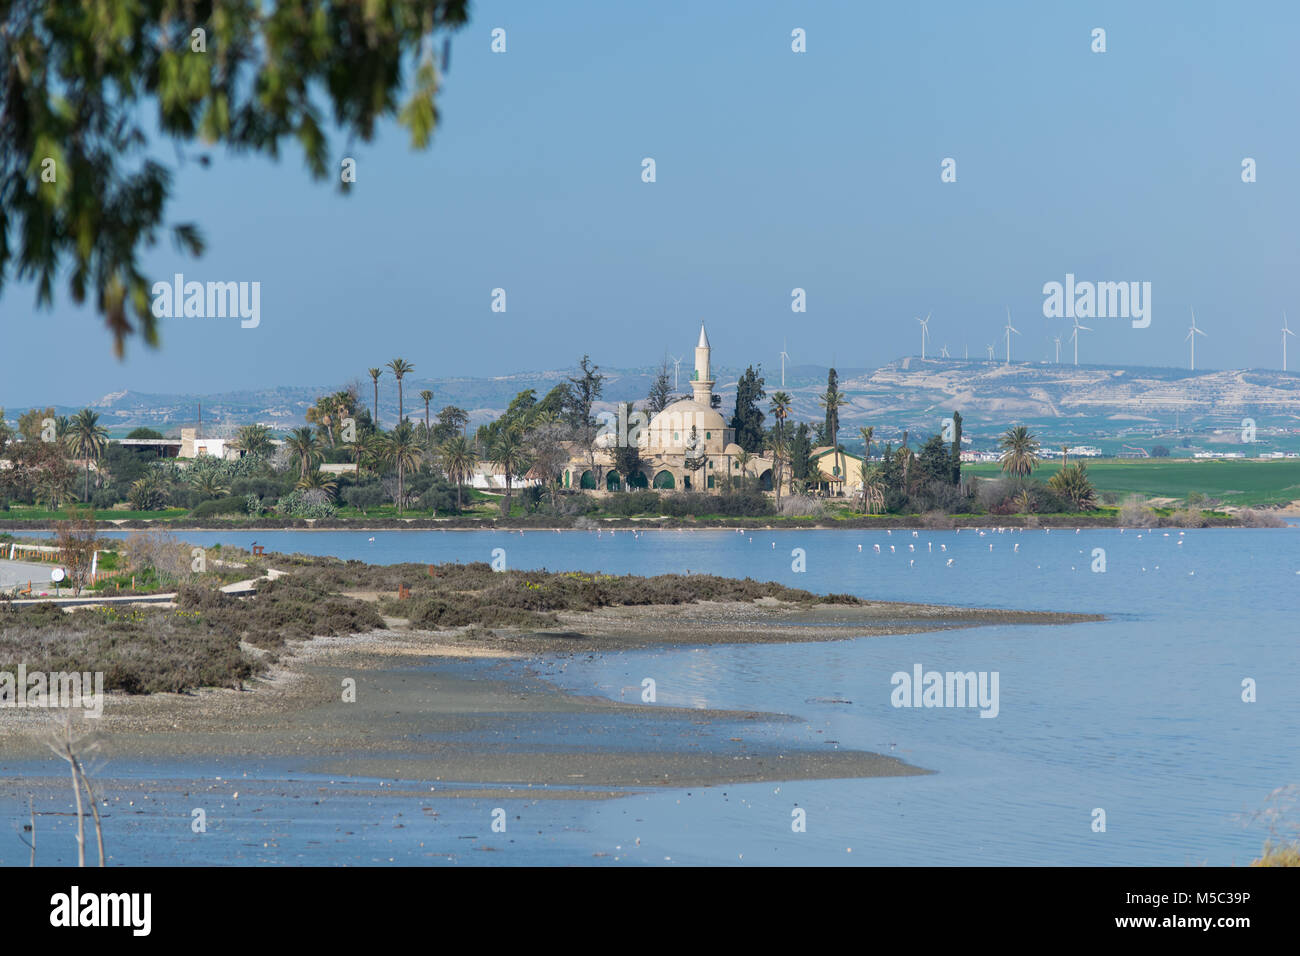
top-left (0, 559), bottom-right (58, 593)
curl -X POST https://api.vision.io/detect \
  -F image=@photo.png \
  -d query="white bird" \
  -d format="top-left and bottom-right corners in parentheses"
top-left (1013, 543), bottom-right (1019, 552)
top-left (946, 559), bottom-right (954, 567)
top-left (988, 543), bottom-right (993, 551)
top-left (940, 544), bottom-right (947, 552)
top-left (368, 536), bottom-right (375, 542)
top-left (927, 542), bottom-right (932, 552)
top-left (858, 544), bottom-right (863, 551)
top-left (873, 544), bottom-right (881, 553)
top-left (912, 531), bottom-right (918, 537)
top-left (908, 544), bottom-right (915, 552)
top-left (909, 559), bottom-right (914, 568)
top-left (890, 545), bottom-right (896, 553)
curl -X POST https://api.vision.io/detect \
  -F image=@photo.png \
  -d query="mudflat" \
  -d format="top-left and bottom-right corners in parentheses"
top-left (0, 598), bottom-right (1098, 792)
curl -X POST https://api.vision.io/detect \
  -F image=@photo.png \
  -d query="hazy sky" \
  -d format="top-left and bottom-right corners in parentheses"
top-left (3, 0), bottom-right (1299, 407)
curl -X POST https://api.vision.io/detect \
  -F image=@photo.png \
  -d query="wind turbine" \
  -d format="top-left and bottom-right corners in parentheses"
top-left (779, 339), bottom-right (791, 387)
top-left (964, 345), bottom-right (968, 360)
top-left (986, 344), bottom-right (995, 361)
top-left (1283, 314), bottom-right (1295, 372)
top-left (1053, 336), bottom-right (1061, 364)
top-left (1003, 308), bottom-right (1020, 365)
top-left (1069, 317), bottom-right (1092, 366)
top-left (916, 313), bottom-right (931, 359)
top-left (940, 344), bottom-right (950, 359)
top-left (670, 355), bottom-right (683, 390)
top-left (1185, 309), bottom-right (1206, 371)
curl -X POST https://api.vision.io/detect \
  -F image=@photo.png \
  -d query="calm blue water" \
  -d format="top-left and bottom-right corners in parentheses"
top-left (3, 526), bottom-right (1296, 865)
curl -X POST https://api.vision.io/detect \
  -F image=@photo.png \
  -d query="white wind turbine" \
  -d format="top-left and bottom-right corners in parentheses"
top-left (986, 344), bottom-right (995, 361)
top-left (1185, 309), bottom-right (1206, 370)
top-left (1053, 336), bottom-right (1062, 363)
top-left (1003, 308), bottom-right (1020, 365)
top-left (916, 313), bottom-right (931, 359)
top-left (1069, 316), bottom-right (1092, 366)
top-left (1283, 314), bottom-right (1295, 372)
top-left (670, 355), bottom-right (683, 390)
top-left (940, 344), bottom-right (951, 358)
top-left (779, 339), bottom-right (791, 387)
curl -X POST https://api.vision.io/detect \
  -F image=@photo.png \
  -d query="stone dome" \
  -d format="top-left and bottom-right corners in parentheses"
top-left (647, 398), bottom-right (728, 452)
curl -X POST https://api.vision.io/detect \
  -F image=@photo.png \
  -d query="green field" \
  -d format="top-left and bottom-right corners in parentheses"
top-left (964, 459), bottom-right (1300, 507)
top-left (0, 507), bottom-right (189, 521)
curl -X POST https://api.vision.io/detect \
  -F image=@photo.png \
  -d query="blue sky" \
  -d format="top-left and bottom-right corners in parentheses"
top-left (3, 0), bottom-right (1299, 406)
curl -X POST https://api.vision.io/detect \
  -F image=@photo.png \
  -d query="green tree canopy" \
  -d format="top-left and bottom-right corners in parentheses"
top-left (730, 365), bottom-right (766, 452)
top-left (0, 1), bottom-right (470, 354)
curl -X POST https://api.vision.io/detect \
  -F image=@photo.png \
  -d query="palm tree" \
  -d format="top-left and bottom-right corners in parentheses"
top-left (770, 391), bottom-right (792, 505)
top-left (387, 358), bottom-right (414, 424)
top-left (999, 425), bottom-right (1041, 478)
top-left (819, 385), bottom-right (847, 497)
top-left (285, 426), bottom-right (322, 477)
top-left (63, 408), bottom-right (109, 501)
top-left (859, 425), bottom-right (874, 462)
top-left (488, 427), bottom-right (531, 518)
top-left (127, 472), bottom-right (167, 511)
top-left (233, 424), bottom-right (274, 459)
top-left (1049, 462), bottom-right (1097, 510)
top-left (368, 367), bottom-right (383, 427)
top-left (296, 469), bottom-right (339, 500)
top-left (419, 389), bottom-right (434, 442)
top-left (769, 428), bottom-right (788, 507)
top-left (188, 469), bottom-right (230, 499)
top-left (378, 421), bottom-right (422, 515)
top-left (859, 461), bottom-right (885, 514)
top-left (894, 444), bottom-right (915, 496)
top-left (734, 448), bottom-right (753, 490)
top-left (439, 435), bottom-right (478, 512)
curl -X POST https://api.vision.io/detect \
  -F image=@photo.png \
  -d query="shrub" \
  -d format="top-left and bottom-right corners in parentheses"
top-left (1118, 494), bottom-right (1158, 527)
top-left (277, 488), bottom-right (337, 519)
top-left (779, 495), bottom-right (824, 518)
top-left (604, 490), bottom-right (660, 516)
top-left (344, 484), bottom-right (387, 513)
top-left (191, 496), bottom-right (248, 518)
top-left (1237, 508), bottom-right (1287, 528)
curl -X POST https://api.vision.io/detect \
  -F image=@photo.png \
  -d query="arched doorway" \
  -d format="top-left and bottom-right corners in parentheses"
top-left (653, 470), bottom-right (675, 489)
top-left (605, 471), bottom-right (622, 491)
top-left (579, 470), bottom-right (597, 490)
top-left (626, 469), bottom-right (649, 489)
top-left (758, 468), bottom-right (773, 491)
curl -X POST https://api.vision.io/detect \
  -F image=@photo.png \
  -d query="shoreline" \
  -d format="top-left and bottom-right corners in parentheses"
top-left (0, 515), bottom-right (1269, 534)
top-left (0, 598), bottom-right (1100, 790)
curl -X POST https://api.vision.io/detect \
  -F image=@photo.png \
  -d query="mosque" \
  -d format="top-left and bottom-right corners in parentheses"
top-left (559, 324), bottom-right (778, 492)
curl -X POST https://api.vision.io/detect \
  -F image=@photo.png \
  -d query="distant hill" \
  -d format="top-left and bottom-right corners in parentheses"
top-left (9, 359), bottom-right (1300, 447)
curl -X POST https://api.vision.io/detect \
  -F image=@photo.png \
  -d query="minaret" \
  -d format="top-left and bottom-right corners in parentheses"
top-left (692, 323), bottom-right (713, 405)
